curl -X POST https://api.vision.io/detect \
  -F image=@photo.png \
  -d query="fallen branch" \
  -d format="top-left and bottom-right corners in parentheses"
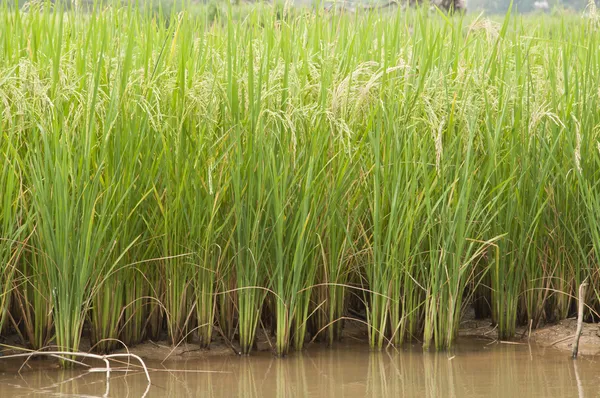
top-left (572, 278), bottom-right (589, 359)
top-left (0, 350), bottom-right (151, 381)
top-left (0, 350), bottom-right (152, 398)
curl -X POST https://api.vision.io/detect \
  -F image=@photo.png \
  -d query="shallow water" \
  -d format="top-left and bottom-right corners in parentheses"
top-left (0, 338), bottom-right (598, 397)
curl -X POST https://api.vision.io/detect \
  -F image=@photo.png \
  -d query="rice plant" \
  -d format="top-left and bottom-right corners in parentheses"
top-left (0, 131), bottom-right (26, 333)
top-left (1, 0), bottom-right (600, 363)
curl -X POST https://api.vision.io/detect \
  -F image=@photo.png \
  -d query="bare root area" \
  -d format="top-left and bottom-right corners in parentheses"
top-left (460, 318), bottom-right (600, 356)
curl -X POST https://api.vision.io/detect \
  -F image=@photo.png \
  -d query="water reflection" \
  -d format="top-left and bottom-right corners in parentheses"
top-left (0, 339), bottom-right (598, 397)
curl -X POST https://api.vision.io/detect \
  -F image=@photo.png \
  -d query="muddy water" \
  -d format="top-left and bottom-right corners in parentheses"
top-left (0, 338), bottom-right (598, 397)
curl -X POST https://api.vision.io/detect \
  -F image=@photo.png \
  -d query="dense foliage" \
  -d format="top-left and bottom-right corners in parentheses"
top-left (2, 2), bottom-right (600, 363)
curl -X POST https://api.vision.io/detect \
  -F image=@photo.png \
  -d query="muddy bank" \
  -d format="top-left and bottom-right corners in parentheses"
top-left (460, 317), bottom-right (600, 356)
top-left (2, 317), bottom-right (599, 362)
top-left (115, 317), bottom-right (600, 362)
top-left (108, 321), bottom-right (371, 362)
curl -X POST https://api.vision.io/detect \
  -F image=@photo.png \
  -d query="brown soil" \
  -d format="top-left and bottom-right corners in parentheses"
top-left (460, 317), bottom-right (600, 356)
top-left (112, 319), bottom-right (370, 362)
top-left (2, 316), bottom-right (599, 361)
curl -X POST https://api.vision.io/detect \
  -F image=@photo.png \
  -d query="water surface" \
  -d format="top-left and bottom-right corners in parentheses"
top-left (0, 338), bottom-right (597, 397)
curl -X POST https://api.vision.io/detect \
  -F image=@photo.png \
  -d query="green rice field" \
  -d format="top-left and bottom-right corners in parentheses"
top-left (1, 0), bottom-right (600, 363)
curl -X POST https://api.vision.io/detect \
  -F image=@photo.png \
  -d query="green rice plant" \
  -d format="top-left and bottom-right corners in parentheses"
top-left (89, 120), bottom-right (157, 352)
top-left (10, 249), bottom-right (54, 349)
top-left (262, 37), bottom-right (331, 353)
top-left (192, 166), bottom-right (230, 349)
top-left (311, 134), bottom-right (362, 345)
top-left (0, 1), bottom-right (55, 350)
top-left (364, 107), bottom-right (430, 348)
top-left (225, 9), bottom-right (278, 355)
top-left (420, 119), bottom-right (504, 350)
top-left (157, 129), bottom-right (197, 346)
top-left (229, 123), bottom-right (271, 355)
top-left (178, 17), bottom-right (231, 347)
top-left (86, 10), bottom-right (158, 352)
top-left (415, 70), bottom-right (503, 349)
top-left (0, 131), bottom-right (27, 333)
top-left (414, 15), bottom-right (506, 349)
top-left (18, 4), bottom-right (139, 356)
top-left (577, 138), bottom-right (600, 315)
top-left (137, 9), bottom-right (229, 347)
top-left (267, 129), bottom-right (312, 356)
top-left (575, 17), bottom-right (600, 312)
top-left (3, 0), bottom-right (600, 360)
top-left (27, 123), bottom-right (137, 356)
top-left (487, 101), bottom-right (552, 338)
top-left (471, 10), bottom-right (562, 338)
top-left (216, 265), bottom-right (237, 343)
